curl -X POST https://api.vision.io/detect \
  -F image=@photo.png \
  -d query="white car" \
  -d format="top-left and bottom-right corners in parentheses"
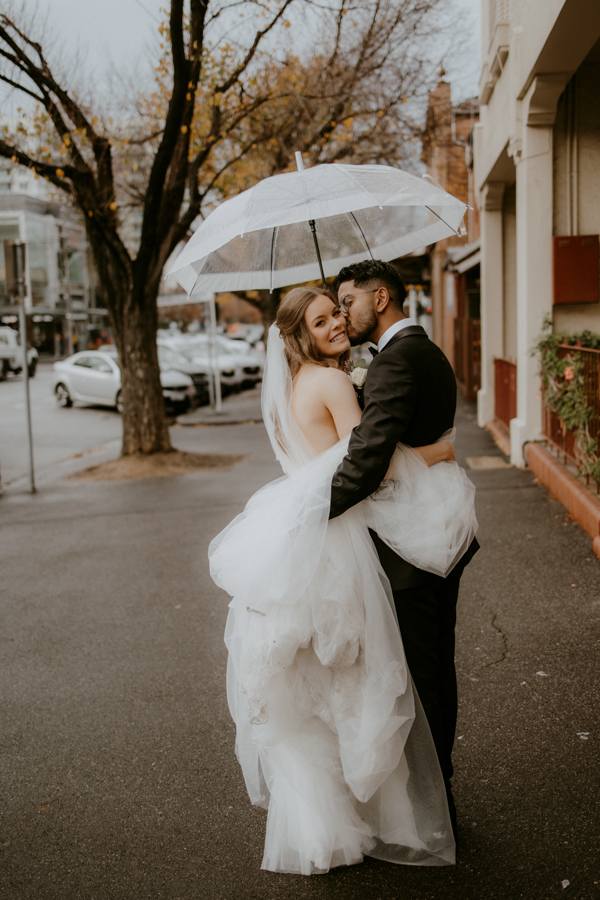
top-left (52, 350), bottom-right (195, 413)
top-left (212, 337), bottom-right (264, 386)
top-left (158, 336), bottom-right (245, 393)
top-left (0, 326), bottom-right (38, 378)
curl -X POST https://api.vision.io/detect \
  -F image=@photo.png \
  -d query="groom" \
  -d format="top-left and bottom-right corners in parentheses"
top-left (329, 259), bottom-right (479, 834)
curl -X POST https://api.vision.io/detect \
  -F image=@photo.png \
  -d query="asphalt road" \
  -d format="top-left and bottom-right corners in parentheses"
top-left (1, 398), bottom-right (599, 900)
top-left (0, 363), bottom-right (122, 489)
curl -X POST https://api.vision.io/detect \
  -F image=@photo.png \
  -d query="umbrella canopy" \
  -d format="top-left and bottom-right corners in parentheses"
top-left (168, 163), bottom-right (467, 294)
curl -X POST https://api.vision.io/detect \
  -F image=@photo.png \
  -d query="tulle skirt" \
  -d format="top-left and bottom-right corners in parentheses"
top-left (210, 439), bottom-right (476, 874)
top-left (364, 438), bottom-right (477, 577)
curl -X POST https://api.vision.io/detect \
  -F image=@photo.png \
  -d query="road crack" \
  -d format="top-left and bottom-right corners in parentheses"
top-left (482, 613), bottom-right (509, 667)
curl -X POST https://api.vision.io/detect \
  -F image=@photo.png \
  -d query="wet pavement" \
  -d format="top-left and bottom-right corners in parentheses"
top-left (1, 398), bottom-right (599, 900)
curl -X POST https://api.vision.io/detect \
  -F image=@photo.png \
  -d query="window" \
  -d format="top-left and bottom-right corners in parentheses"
top-left (489, 0), bottom-right (509, 42)
top-left (88, 358), bottom-right (113, 373)
top-left (68, 251), bottom-right (84, 285)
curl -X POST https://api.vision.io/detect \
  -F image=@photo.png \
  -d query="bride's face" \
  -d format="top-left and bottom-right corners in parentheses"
top-left (304, 295), bottom-right (350, 359)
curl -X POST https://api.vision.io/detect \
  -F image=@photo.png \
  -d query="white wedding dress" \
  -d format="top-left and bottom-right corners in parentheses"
top-left (209, 325), bottom-right (477, 875)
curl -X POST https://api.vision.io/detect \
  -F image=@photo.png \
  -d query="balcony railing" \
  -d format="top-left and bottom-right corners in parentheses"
top-left (494, 357), bottom-right (516, 429)
top-left (541, 343), bottom-right (600, 488)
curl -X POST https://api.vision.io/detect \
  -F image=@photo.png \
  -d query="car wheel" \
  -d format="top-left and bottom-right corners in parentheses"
top-left (28, 359), bottom-right (37, 378)
top-left (55, 383), bottom-right (72, 407)
top-left (115, 390), bottom-right (124, 414)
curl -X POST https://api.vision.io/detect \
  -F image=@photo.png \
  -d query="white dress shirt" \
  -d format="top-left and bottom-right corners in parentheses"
top-left (376, 317), bottom-right (418, 353)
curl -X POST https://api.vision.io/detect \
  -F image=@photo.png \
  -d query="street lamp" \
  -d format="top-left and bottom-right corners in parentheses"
top-left (4, 239), bottom-right (35, 492)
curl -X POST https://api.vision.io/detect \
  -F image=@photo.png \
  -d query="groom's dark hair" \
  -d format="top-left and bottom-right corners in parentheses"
top-left (333, 260), bottom-right (407, 309)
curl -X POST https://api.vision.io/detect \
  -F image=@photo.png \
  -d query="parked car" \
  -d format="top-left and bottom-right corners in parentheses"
top-left (233, 323), bottom-right (264, 346)
top-left (52, 351), bottom-right (195, 413)
top-left (0, 326), bottom-right (38, 378)
top-left (158, 336), bottom-right (244, 394)
top-left (211, 337), bottom-right (264, 386)
top-left (156, 345), bottom-right (210, 405)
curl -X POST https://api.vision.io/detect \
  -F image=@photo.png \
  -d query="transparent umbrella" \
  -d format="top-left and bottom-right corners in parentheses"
top-left (168, 155), bottom-right (467, 294)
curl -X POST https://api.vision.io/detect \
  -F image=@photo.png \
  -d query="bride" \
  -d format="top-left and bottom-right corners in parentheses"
top-left (209, 286), bottom-right (477, 876)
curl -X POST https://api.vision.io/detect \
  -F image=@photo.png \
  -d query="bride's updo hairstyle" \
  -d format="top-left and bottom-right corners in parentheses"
top-left (276, 286), bottom-right (350, 377)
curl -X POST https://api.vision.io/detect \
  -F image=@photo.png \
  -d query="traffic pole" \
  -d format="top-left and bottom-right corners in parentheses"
top-left (208, 293), bottom-right (222, 413)
top-left (4, 240), bottom-right (35, 493)
top-left (18, 296), bottom-right (35, 493)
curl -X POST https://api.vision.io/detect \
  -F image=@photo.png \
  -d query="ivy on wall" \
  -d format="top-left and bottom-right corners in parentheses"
top-left (536, 317), bottom-right (600, 484)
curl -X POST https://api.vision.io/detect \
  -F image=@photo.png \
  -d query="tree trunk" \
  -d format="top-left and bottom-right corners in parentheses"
top-left (92, 236), bottom-right (173, 456)
top-left (119, 293), bottom-right (172, 456)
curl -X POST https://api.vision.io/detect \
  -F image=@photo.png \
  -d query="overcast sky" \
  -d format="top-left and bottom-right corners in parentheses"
top-left (2, 0), bottom-right (482, 110)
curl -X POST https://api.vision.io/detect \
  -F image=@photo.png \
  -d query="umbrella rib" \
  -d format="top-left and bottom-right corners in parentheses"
top-left (187, 261), bottom-right (207, 298)
top-left (425, 206), bottom-right (462, 237)
top-left (335, 166), bottom-right (386, 210)
top-left (349, 212), bottom-right (374, 259)
top-left (269, 227), bottom-right (277, 294)
top-left (309, 219), bottom-right (327, 286)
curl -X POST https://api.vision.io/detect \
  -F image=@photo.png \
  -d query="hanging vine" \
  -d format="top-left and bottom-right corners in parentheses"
top-left (536, 317), bottom-right (600, 484)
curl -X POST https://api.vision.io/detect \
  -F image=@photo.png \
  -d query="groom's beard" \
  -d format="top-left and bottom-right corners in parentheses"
top-left (346, 306), bottom-right (378, 346)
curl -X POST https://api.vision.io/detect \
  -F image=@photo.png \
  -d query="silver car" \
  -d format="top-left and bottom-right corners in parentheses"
top-left (158, 337), bottom-right (244, 394)
top-left (52, 350), bottom-right (195, 413)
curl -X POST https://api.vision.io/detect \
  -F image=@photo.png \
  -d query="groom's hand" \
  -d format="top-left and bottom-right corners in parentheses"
top-left (330, 351), bottom-right (416, 519)
top-left (415, 441), bottom-right (455, 466)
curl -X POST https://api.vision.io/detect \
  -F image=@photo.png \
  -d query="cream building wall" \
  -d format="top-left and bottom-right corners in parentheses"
top-left (475, 0), bottom-right (600, 466)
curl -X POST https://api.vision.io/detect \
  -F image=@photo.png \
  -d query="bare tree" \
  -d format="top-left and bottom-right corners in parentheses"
top-left (207, 0), bottom-right (455, 329)
top-left (0, 0), bottom-right (295, 454)
top-left (0, 0), bottom-right (458, 450)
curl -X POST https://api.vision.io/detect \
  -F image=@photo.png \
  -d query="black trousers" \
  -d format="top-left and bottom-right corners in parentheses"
top-left (392, 566), bottom-right (462, 794)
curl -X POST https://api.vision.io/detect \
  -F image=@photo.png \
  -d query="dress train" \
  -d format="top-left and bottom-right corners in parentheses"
top-left (211, 439), bottom-right (466, 874)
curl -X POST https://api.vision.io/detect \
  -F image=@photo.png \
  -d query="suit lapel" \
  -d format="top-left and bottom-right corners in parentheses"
top-left (381, 325), bottom-right (428, 352)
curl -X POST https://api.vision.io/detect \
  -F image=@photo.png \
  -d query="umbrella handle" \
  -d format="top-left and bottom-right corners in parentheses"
top-left (309, 219), bottom-right (327, 287)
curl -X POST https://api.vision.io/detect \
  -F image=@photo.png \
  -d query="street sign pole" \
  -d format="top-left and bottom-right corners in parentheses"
top-left (4, 240), bottom-right (35, 493)
top-left (208, 293), bottom-right (222, 413)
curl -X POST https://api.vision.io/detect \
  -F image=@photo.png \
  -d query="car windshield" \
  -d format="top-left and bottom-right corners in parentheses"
top-left (158, 346), bottom-right (188, 366)
top-left (193, 340), bottom-right (237, 356)
top-left (178, 342), bottom-right (211, 359)
top-left (220, 338), bottom-right (251, 354)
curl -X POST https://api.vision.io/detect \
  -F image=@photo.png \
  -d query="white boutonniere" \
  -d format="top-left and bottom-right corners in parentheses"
top-left (343, 358), bottom-right (367, 391)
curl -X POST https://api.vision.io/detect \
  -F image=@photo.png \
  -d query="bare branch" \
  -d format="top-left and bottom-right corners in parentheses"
top-left (0, 139), bottom-right (76, 192)
top-left (0, 72), bottom-right (44, 103)
top-left (216, 0), bottom-right (296, 95)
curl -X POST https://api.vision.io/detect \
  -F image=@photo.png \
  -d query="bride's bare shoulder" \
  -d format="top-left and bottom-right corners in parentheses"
top-left (295, 364), bottom-right (351, 390)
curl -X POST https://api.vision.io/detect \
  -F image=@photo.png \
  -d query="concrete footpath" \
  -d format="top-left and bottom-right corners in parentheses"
top-left (1, 400), bottom-right (599, 900)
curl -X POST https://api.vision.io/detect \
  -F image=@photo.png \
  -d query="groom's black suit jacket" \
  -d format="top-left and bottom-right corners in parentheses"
top-left (329, 325), bottom-right (479, 590)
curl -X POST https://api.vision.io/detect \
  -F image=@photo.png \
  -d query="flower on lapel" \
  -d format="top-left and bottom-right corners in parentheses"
top-left (349, 365), bottom-right (367, 388)
top-left (342, 357), bottom-right (367, 391)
